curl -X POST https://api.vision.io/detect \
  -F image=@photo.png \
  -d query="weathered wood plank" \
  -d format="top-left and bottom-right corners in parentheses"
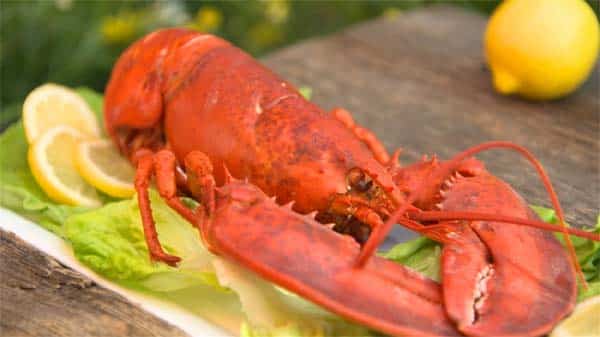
top-left (263, 5), bottom-right (599, 228)
top-left (0, 230), bottom-right (188, 337)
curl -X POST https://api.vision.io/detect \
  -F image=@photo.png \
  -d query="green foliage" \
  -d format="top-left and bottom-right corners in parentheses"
top-left (382, 236), bottom-right (442, 281)
top-left (1, 0), bottom-right (598, 127)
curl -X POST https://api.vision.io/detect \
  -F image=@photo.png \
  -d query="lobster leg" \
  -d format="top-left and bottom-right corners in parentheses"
top-left (153, 150), bottom-right (198, 225)
top-left (135, 149), bottom-right (217, 265)
top-left (134, 151), bottom-right (182, 265)
top-left (182, 151), bottom-right (216, 216)
top-left (181, 151), bottom-right (218, 249)
top-left (331, 107), bottom-right (390, 164)
top-left (326, 192), bottom-right (398, 244)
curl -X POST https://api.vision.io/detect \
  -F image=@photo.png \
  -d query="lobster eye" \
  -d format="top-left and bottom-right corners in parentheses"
top-left (347, 168), bottom-right (372, 192)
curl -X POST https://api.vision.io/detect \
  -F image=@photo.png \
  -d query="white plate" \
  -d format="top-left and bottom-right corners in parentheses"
top-left (0, 207), bottom-right (234, 337)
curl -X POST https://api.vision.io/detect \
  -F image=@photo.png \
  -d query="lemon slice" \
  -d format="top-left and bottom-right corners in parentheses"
top-left (28, 126), bottom-right (102, 207)
top-left (75, 139), bottom-right (136, 198)
top-left (23, 83), bottom-right (101, 144)
top-left (550, 296), bottom-right (600, 337)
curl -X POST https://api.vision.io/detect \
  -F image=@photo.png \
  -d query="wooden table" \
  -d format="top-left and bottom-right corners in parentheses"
top-left (1, 5), bottom-right (598, 336)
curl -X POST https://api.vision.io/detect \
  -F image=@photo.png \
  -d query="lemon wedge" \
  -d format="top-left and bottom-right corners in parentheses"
top-left (75, 139), bottom-right (136, 198)
top-left (23, 83), bottom-right (101, 144)
top-left (550, 296), bottom-right (600, 337)
top-left (28, 126), bottom-right (102, 207)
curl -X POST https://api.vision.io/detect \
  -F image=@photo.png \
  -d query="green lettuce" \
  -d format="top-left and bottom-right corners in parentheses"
top-left (382, 236), bottom-right (441, 281)
top-left (76, 86), bottom-right (106, 134)
top-left (531, 206), bottom-right (600, 301)
top-left (64, 190), bottom-right (222, 291)
top-left (215, 258), bottom-right (372, 337)
top-left (299, 86), bottom-right (313, 100)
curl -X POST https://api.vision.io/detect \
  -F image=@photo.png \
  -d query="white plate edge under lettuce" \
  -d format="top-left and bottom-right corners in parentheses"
top-left (0, 207), bottom-right (232, 337)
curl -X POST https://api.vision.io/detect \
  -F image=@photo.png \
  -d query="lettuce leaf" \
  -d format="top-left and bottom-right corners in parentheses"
top-left (64, 190), bottom-right (222, 292)
top-left (381, 236), bottom-right (441, 281)
top-left (531, 206), bottom-right (600, 301)
top-left (76, 86), bottom-right (106, 135)
top-left (214, 258), bottom-right (373, 337)
top-left (299, 86), bottom-right (312, 100)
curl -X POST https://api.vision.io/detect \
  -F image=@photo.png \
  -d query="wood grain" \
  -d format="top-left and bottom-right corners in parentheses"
top-left (0, 230), bottom-right (188, 337)
top-left (1, 5), bottom-right (598, 337)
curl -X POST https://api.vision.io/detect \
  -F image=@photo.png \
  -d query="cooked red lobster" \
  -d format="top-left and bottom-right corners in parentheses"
top-left (104, 29), bottom-right (599, 337)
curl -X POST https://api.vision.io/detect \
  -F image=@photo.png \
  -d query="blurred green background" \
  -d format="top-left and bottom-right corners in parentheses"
top-left (1, 0), bottom-right (598, 128)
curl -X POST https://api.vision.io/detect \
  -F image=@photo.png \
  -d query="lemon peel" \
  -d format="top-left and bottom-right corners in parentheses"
top-left (485, 0), bottom-right (599, 100)
top-left (75, 139), bottom-right (136, 198)
top-left (23, 83), bottom-right (100, 144)
top-left (28, 126), bottom-right (102, 207)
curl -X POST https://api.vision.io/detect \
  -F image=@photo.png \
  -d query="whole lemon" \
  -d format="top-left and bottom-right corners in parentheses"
top-left (485, 0), bottom-right (599, 100)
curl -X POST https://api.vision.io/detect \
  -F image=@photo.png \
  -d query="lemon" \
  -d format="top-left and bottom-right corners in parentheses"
top-left (23, 83), bottom-right (101, 144)
top-left (485, 0), bottom-right (599, 100)
top-left (75, 139), bottom-right (136, 198)
top-left (550, 296), bottom-right (600, 337)
top-left (28, 126), bottom-right (102, 207)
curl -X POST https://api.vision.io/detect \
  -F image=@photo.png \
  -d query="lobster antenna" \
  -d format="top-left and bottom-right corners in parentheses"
top-left (409, 210), bottom-right (600, 241)
top-left (422, 141), bottom-right (586, 289)
top-left (222, 164), bottom-right (234, 183)
top-left (355, 193), bottom-right (420, 268)
top-left (353, 162), bottom-right (425, 268)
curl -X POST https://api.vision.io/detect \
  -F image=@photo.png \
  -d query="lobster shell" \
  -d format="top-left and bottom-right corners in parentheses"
top-left (103, 29), bottom-right (594, 337)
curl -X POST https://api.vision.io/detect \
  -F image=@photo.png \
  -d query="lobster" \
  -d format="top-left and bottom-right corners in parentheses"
top-left (104, 29), bottom-right (600, 336)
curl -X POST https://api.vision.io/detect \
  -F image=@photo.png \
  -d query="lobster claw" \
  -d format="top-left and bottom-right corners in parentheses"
top-left (438, 173), bottom-right (577, 337)
top-left (206, 184), bottom-right (461, 337)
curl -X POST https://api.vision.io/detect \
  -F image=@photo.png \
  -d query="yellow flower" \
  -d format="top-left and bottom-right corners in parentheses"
top-left (188, 6), bottom-right (223, 32)
top-left (383, 7), bottom-right (402, 20)
top-left (54, 0), bottom-right (72, 11)
top-left (262, 0), bottom-right (289, 24)
top-left (248, 22), bottom-right (283, 49)
top-left (101, 12), bottom-right (139, 44)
